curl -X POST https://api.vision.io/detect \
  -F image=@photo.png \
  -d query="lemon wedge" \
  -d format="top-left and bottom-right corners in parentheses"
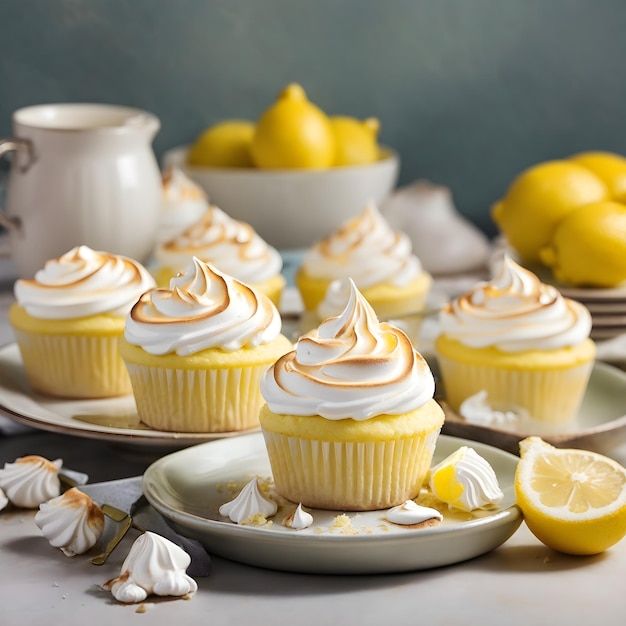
top-left (515, 437), bottom-right (626, 555)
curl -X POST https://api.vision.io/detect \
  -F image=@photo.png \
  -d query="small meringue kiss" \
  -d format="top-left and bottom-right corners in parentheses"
top-left (385, 500), bottom-right (443, 526)
top-left (104, 532), bottom-right (197, 604)
top-left (282, 504), bottom-right (313, 530)
top-left (0, 455), bottom-right (62, 508)
top-left (219, 478), bottom-right (278, 524)
top-left (35, 488), bottom-right (105, 556)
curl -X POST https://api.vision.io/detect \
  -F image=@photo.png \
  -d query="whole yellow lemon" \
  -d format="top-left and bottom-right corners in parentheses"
top-left (492, 160), bottom-right (608, 265)
top-left (250, 83), bottom-right (335, 169)
top-left (540, 200), bottom-right (626, 287)
top-left (187, 120), bottom-right (255, 168)
top-left (330, 116), bottom-right (380, 166)
top-left (570, 151), bottom-right (626, 201)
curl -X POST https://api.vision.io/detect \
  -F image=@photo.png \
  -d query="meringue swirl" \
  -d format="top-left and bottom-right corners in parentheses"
top-left (261, 280), bottom-right (435, 420)
top-left (35, 488), bottom-right (105, 556)
top-left (155, 205), bottom-right (283, 283)
top-left (438, 254), bottom-right (592, 352)
top-left (0, 456), bottom-right (62, 508)
top-left (124, 258), bottom-right (282, 355)
top-left (301, 203), bottom-right (423, 288)
top-left (14, 246), bottom-right (156, 320)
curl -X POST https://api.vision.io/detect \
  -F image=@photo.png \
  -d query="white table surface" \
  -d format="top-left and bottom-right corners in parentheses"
top-left (1, 257), bottom-right (626, 625)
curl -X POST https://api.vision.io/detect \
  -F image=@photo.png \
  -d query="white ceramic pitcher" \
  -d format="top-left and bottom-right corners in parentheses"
top-left (0, 103), bottom-right (162, 278)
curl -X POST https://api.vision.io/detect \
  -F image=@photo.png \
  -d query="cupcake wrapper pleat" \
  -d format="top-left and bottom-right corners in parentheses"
top-left (13, 330), bottom-right (130, 398)
top-left (437, 357), bottom-right (594, 424)
top-left (261, 428), bottom-right (441, 511)
top-left (125, 363), bottom-right (266, 432)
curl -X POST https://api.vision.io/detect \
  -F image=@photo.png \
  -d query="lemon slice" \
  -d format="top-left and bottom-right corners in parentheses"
top-left (515, 437), bottom-right (626, 555)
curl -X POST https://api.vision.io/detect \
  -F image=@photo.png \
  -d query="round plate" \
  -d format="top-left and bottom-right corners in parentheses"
top-left (142, 432), bottom-right (522, 575)
top-left (0, 343), bottom-right (256, 448)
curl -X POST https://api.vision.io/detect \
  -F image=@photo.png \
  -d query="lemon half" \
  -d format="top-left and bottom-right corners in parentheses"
top-left (515, 437), bottom-right (626, 555)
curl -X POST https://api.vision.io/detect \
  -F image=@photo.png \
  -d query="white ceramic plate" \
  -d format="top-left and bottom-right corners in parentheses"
top-left (0, 343), bottom-right (256, 447)
top-left (142, 433), bottom-right (522, 575)
top-left (441, 361), bottom-right (626, 460)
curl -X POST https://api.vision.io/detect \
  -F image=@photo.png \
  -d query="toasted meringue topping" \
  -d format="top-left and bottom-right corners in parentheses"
top-left (282, 504), bottom-right (314, 530)
top-left (261, 280), bottom-right (435, 420)
top-left (104, 531), bottom-right (197, 604)
top-left (301, 203), bottom-right (423, 288)
top-left (14, 246), bottom-right (156, 319)
top-left (385, 500), bottom-right (443, 525)
top-left (155, 205), bottom-right (283, 283)
top-left (35, 488), bottom-right (104, 556)
top-left (438, 253), bottom-right (592, 352)
top-left (429, 446), bottom-right (504, 512)
top-left (124, 258), bottom-right (282, 355)
top-left (158, 166), bottom-right (209, 242)
top-left (0, 456), bottom-right (62, 508)
top-left (219, 478), bottom-right (278, 524)
top-left (162, 165), bottom-right (207, 204)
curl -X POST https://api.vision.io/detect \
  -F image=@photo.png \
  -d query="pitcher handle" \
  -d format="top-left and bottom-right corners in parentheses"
top-left (0, 136), bottom-right (33, 231)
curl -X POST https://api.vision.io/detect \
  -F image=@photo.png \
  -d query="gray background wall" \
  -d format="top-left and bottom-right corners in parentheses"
top-left (1, 0), bottom-right (625, 237)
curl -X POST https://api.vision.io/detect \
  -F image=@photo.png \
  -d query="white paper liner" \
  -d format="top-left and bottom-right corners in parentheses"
top-left (13, 330), bottom-right (130, 398)
top-left (437, 356), bottom-right (594, 424)
top-left (125, 363), bottom-right (267, 432)
top-left (262, 428), bottom-right (441, 511)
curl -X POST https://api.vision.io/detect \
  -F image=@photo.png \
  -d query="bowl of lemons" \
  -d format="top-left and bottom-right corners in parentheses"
top-left (162, 84), bottom-right (400, 249)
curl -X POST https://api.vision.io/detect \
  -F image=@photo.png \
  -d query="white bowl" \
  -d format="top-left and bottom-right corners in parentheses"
top-left (162, 145), bottom-right (400, 249)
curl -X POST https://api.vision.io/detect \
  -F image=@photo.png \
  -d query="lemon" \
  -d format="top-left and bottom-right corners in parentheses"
top-left (491, 160), bottom-right (608, 265)
top-left (570, 151), bottom-right (626, 201)
top-left (540, 201), bottom-right (626, 287)
top-left (250, 83), bottom-right (335, 169)
top-left (515, 436), bottom-right (626, 555)
top-left (330, 116), bottom-right (380, 166)
top-left (187, 120), bottom-right (255, 168)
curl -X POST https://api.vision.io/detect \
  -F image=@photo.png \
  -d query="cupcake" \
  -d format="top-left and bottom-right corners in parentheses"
top-left (157, 165), bottom-right (209, 243)
top-left (153, 205), bottom-right (286, 307)
top-left (259, 279), bottom-right (445, 511)
top-left (9, 246), bottom-right (155, 398)
top-left (295, 202), bottom-right (432, 321)
top-left (121, 258), bottom-right (292, 433)
top-left (435, 253), bottom-right (596, 424)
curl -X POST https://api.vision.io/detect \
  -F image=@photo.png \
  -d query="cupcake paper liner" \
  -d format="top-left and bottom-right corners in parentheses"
top-left (13, 329), bottom-right (131, 398)
top-left (437, 356), bottom-right (594, 424)
top-left (261, 428), bottom-right (441, 511)
top-left (124, 362), bottom-right (267, 432)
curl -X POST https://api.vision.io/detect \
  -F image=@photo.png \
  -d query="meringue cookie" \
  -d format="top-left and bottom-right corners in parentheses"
top-left (104, 532), bottom-right (197, 603)
top-left (35, 488), bottom-right (105, 556)
top-left (219, 478), bottom-right (278, 524)
top-left (0, 456), bottom-right (62, 508)
top-left (282, 504), bottom-right (313, 530)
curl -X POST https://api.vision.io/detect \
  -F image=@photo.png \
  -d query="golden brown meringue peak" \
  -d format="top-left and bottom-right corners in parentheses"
top-left (124, 257), bottom-right (282, 355)
top-left (35, 488), bottom-right (105, 556)
top-left (261, 279), bottom-right (435, 419)
top-left (0, 455), bottom-right (62, 508)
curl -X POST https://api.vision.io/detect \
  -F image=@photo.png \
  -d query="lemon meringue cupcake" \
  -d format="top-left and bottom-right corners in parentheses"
top-left (9, 246), bottom-right (155, 398)
top-left (260, 280), bottom-right (445, 511)
top-left (121, 258), bottom-right (292, 433)
top-left (435, 253), bottom-right (596, 424)
top-left (153, 205), bottom-right (286, 307)
top-left (295, 202), bottom-right (432, 321)
top-left (157, 165), bottom-right (209, 243)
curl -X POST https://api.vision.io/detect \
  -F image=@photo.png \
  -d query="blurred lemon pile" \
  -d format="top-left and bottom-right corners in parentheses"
top-left (492, 151), bottom-right (626, 288)
top-left (187, 83), bottom-right (381, 170)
